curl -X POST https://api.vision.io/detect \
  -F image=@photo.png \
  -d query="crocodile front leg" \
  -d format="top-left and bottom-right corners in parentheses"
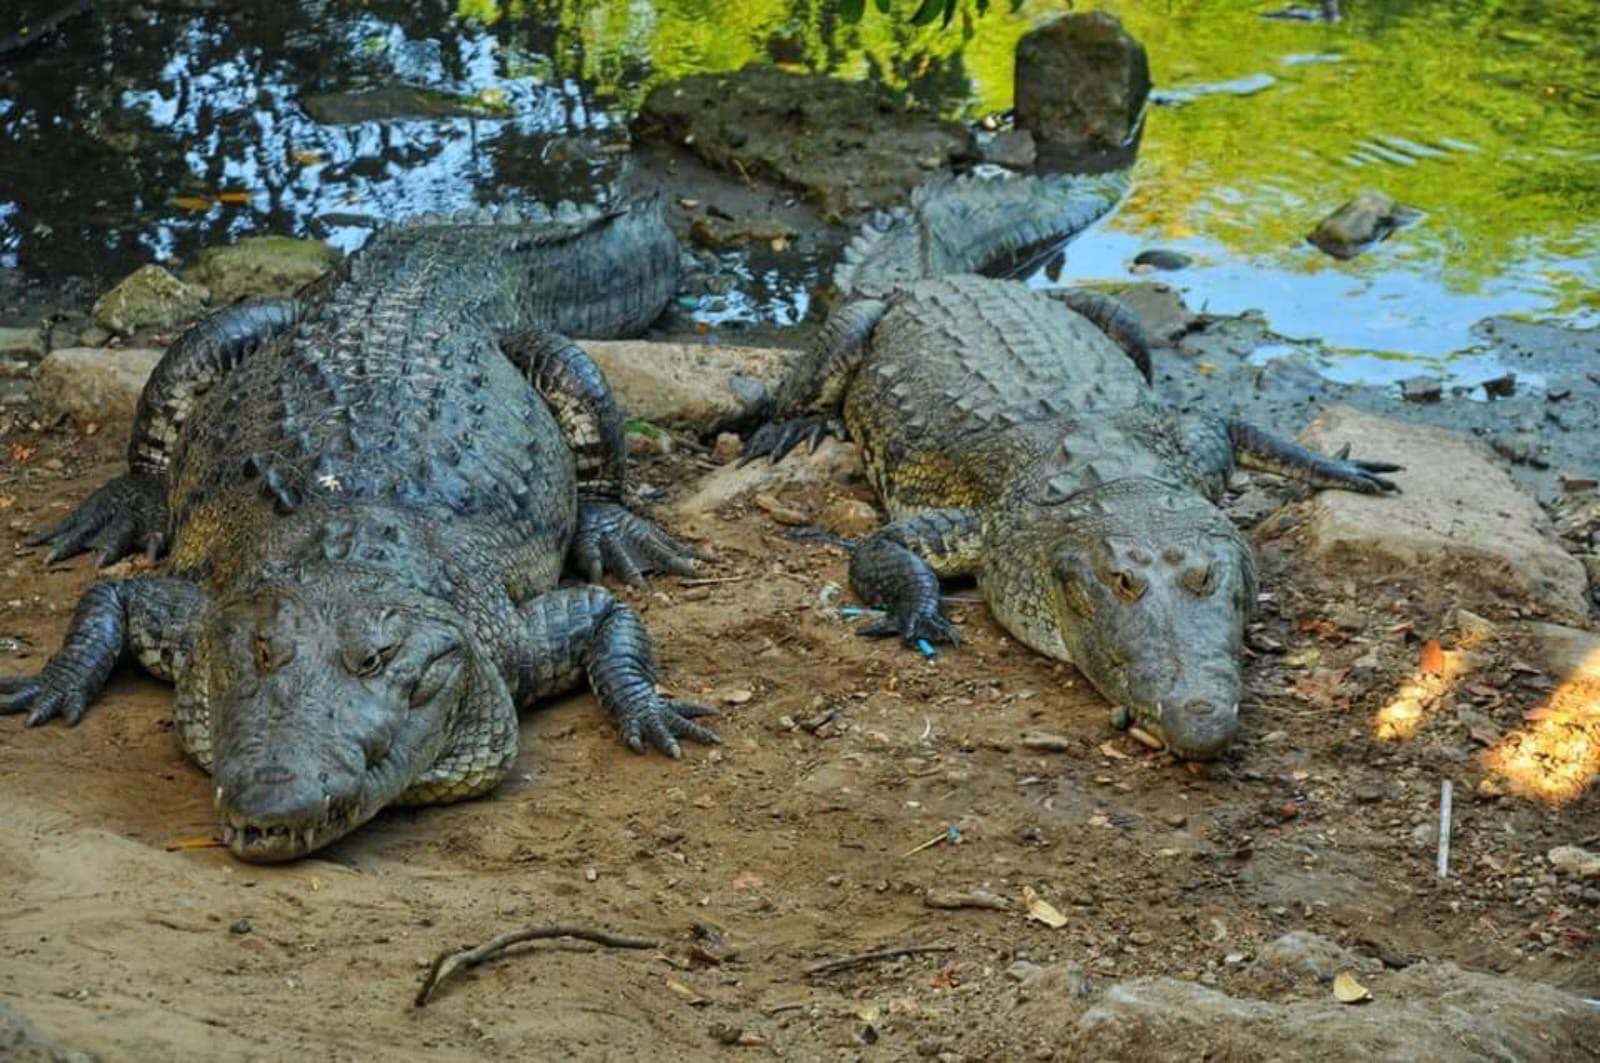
top-left (502, 328), bottom-right (703, 584)
top-left (0, 578), bottom-right (206, 726)
top-left (28, 300), bottom-right (301, 566)
top-left (1045, 288), bottom-right (1152, 382)
top-left (848, 508), bottom-right (983, 647)
top-left (1225, 419), bottom-right (1401, 494)
top-left (512, 586), bottom-right (719, 757)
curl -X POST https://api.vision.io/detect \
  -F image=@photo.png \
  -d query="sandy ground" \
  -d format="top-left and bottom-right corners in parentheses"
top-left (1, 400), bottom-right (1597, 1060)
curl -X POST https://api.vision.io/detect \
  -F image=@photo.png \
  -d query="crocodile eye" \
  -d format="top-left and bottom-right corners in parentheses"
top-left (345, 643), bottom-right (399, 679)
top-left (1182, 563), bottom-right (1215, 597)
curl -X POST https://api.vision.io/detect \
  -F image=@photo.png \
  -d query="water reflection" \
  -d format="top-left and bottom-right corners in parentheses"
top-left (0, 0), bottom-right (1594, 366)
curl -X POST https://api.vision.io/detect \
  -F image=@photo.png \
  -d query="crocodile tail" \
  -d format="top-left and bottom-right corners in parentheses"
top-left (835, 170), bottom-right (1130, 296)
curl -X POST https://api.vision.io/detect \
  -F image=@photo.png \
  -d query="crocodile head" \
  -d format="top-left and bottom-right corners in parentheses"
top-left (993, 483), bottom-right (1257, 759)
top-left (183, 567), bottom-right (483, 862)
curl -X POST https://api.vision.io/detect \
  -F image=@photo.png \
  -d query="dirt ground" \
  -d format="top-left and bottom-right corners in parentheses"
top-left (2, 391), bottom-right (1598, 1059)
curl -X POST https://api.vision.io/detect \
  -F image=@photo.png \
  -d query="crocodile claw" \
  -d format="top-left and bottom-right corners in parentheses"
top-left (574, 500), bottom-right (704, 586)
top-left (618, 698), bottom-right (721, 758)
top-left (738, 415), bottom-right (847, 467)
top-left (1331, 458), bottom-right (1403, 494)
top-left (858, 606), bottom-right (961, 649)
top-left (0, 665), bottom-right (93, 727)
top-left (27, 473), bottom-right (168, 567)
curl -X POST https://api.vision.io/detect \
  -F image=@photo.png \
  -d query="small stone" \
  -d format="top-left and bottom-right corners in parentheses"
top-left (819, 497), bottom-right (880, 539)
top-left (712, 432), bottom-right (742, 464)
top-left (1161, 812), bottom-right (1188, 828)
top-left (33, 347), bottom-right (163, 425)
top-left (1131, 249), bottom-right (1191, 272)
top-left (584, 867), bottom-right (599, 882)
top-left (229, 918), bottom-right (252, 935)
top-left (92, 264), bottom-right (209, 335)
top-left (1399, 375), bottom-right (1443, 403)
top-left (1547, 845), bottom-right (1600, 878)
top-left (182, 236), bottom-right (340, 304)
top-left (1307, 189), bottom-right (1422, 260)
top-left (0, 326), bottom-right (44, 361)
top-left (1006, 960), bottom-right (1045, 982)
top-left (1021, 730), bottom-right (1073, 753)
top-left (981, 129), bottom-right (1037, 170)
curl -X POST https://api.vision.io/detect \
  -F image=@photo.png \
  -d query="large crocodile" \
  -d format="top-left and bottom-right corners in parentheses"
top-left (743, 274), bottom-right (1397, 758)
top-left (0, 203), bottom-right (717, 862)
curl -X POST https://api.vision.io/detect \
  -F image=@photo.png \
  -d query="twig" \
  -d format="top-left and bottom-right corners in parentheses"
top-left (1436, 779), bottom-right (1453, 880)
top-left (679, 575), bottom-right (748, 587)
top-left (415, 925), bottom-right (658, 1006)
top-left (804, 944), bottom-right (954, 978)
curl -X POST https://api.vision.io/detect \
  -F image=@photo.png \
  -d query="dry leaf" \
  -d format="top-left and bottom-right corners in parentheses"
top-left (7, 441), bottom-right (36, 463)
top-left (216, 191), bottom-right (251, 205)
top-left (1022, 886), bottom-right (1068, 929)
top-left (665, 978), bottom-right (707, 1005)
top-left (1196, 362), bottom-right (1218, 375)
top-left (292, 150), bottom-right (324, 165)
top-left (1333, 970), bottom-right (1371, 1004)
top-left (1419, 639), bottom-right (1444, 675)
top-left (1097, 740), bottom-right (1130, 760)
top-left (170, 195), bottom-right (215, 211)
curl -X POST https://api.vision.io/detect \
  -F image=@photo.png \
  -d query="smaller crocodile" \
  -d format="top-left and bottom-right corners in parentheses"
top-left (743, 275), bottom-right (1397, 758)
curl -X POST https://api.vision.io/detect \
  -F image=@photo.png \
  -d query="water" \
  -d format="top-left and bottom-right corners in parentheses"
top-left (1, 0), bottom-right (1594, 385)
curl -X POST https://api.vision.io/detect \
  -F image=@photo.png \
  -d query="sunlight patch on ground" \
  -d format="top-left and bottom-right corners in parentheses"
top-left (1483, 646), bottom-right (1600, 804)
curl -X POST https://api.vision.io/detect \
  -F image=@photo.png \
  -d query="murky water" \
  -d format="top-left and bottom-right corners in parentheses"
top-left (0, 0), bottom-right (1593, 383)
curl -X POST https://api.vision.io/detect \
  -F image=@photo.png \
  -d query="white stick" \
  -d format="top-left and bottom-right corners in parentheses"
top-left (1436, 779), bottom-right (1453, 879)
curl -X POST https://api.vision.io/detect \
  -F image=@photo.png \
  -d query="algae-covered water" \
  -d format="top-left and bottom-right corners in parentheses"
top-left (1, 0), bottom-right (1594, 379)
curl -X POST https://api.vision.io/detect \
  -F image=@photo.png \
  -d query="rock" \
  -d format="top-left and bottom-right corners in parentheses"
top-left (582, 340), bottom-right (788, 432)
top-left (668, 438), bottom-right (863, 519)
top-left (1252, 931), bottom-right (1363, 986)
top-left (818, 497), bottom-right (879, 539)
top-left (1046, 965), bottom-right (1599, 1061)
top-left (33, 347), bottom-right (163, 425)
top-left (1549, 845), bottom-right (1600, 878)
top-left (1013, 961), bottom-right (1094, 1002)
top-left (1399, 375), bottom-right (1443, 403)
top-left (1130, 249), bottom-right (1191, 272)
top-left (1013, 14), bottom-right (1151, 170)
top-left (1307, 190), bottom-right (1422, 260)
top-left (0, 325), bottom-right (44, 361)
top-left (0, 1000), bottom-right (96, 1063)
top-left (300, 83), bottom-right (512, 125)
top-left (182, 236), bottom-right (340, 304)
top-left (1297, 406), bottom-right (1588, 619)
top-left (980, 129), bottom-right (1037, 171)
top-left (687, 215), bottom-right (798, 251)
top-left (712, 432), bottom-right (743, 465)
top-left (634, 66), bottom-right (972, 214)
top-left (92, 265), bottom-right (208, 335)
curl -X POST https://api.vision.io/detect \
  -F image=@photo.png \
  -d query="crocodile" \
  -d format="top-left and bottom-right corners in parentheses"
top-left (0, 204), bottom-right (717, 862)
top-left (742, 274), bottom-right (1398, 758)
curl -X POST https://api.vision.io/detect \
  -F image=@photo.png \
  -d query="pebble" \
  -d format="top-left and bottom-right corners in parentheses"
top-left (1547, 845), bottom-right (1600, 878)
top-left (1021, 730), bottom-right (1073, 752)
top-left (712, 431), bottom-right (742, 464)
top-left (1132, 248), bottom-right (1192, 271)
top-left (1400, 375), bottom-right (1444, 403)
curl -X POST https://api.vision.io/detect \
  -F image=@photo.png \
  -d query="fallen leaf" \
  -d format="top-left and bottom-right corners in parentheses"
top-left (170, 195), bottom-right (215, 211)
top-left (664, 977), bottom-right (708, 1005)
top-left (292, 150), bottom-right (324, 165)
top-left (0, 494), bottom-right (14, 509)
top-left (1419, 639), bottom-right (1444, 675)
top-left (1333, 970), bottom-right (1371, 1004)
top-left (163, 835), bottom-right (222, 851)
top-left (1022, 886), bottom-right (1067, 929)
top-left (7, 441), bottom-right (36, 463)
top-left (1097, 740), bottom-right (1130, 760)
top-left (216, 191), bottom-right (251, 205)
top-left (1196, 362), bottom-right (1218, 375)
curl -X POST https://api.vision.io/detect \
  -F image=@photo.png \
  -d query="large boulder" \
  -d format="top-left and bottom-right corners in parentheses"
top-left (182, 236), bottom-right (339, 304)
top-left (633, 65), bottom-right (972, 215)
top-left (1296, 405), bottom-right (1588, 620)
top-left (32, 347), bottom-right (163, 425)
top-left (1013, 14), bottom-right (1151, 171)
top-left (91, 265), bottom-right (208, 336)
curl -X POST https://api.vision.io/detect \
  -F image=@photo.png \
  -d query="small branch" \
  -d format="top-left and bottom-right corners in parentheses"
top-left (804, 944), bottom-right (954, 978)
top-left (415, 925), bottom-right (658, 1007)
top-left (1436, 779), bottom-right (1453, 880)
top-left (679, 575), bottom-right (748, 587)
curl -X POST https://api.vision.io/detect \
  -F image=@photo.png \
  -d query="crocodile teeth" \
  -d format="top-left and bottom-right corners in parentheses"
top-left (302, 828), bottom-right (317, 853)
top-left (214, 786), bottom-right (224, 809)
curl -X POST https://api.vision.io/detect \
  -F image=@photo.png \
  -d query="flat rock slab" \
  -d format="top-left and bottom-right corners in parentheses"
top-left (585, 339), bottom-right (787, 432)
top-left (33, 347), bottom-right (163, 425)
top-left (633, 65), bottom-right (971, 215)
top-left (182, 236), bottom-right (340, 304)
top-left (1298, 405), bottom-right (1588, 619)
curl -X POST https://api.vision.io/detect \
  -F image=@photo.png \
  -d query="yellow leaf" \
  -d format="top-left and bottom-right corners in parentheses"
top-left (1196, 362), bottom-right (1219, 375)
top-left (1333, 970), bottom-right (1372, 1004)
top-left (170, 196), bottom-right (215, 211)
top-left (216, 191), bottom-right (251, 205)
top-left (1022, 885), bottom-right (1067, 929)
top-left (292, 150), bottom-right (324, 165)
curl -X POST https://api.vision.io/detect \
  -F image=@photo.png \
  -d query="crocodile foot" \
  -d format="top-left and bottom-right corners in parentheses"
top-left (738, 415), bottom-right (847, 466)
top-left (27, 473), bottom-right (168, 566)
top-left (1326, 443), bottom-right (1403, 494)
top-left (574, 500), bottom-right (703, 586)
top-left (616, 696), bottom-right (721, 758)
top-left (857, 604), bottom-right (961, 649)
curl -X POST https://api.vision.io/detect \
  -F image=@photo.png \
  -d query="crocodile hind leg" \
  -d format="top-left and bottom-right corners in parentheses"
top-left (1044, 288), bottom-right (1152, 383)
top-left (849, 508), bottom-right (983, 646)
top-left (740, 297), bottom-right (887, 465)
top-left (511, 586), bottom-right (720, 756)
top-left (501, 328), bottom-right (704, 585)
top-left (0, 577), bottom-right (206, 726)
top-left (28, 299), bottom-right (302, 566)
